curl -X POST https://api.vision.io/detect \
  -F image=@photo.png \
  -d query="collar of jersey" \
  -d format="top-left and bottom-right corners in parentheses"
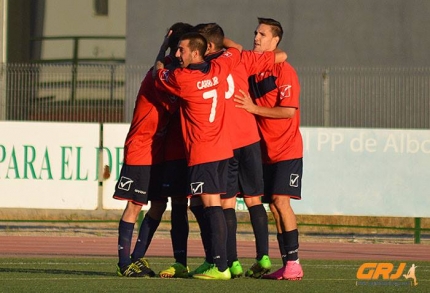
top-left (188, 61), bottom-right (210, 73)
top-left (204, 50), bottom-right (224, 62)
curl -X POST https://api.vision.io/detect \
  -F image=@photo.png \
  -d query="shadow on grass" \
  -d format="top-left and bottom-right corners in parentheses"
top-left (0, 267), bottom-right (114, 277)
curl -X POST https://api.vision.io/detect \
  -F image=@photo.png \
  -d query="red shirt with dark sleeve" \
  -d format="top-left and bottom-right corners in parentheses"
top-left (163, 108), bottom-right (186, 161)
top-left (123, 68), bottom-right (176, 165)
top-left (248, 61), bottom-right (303, 163)
top-left (155, 47), bottom-right (241, 166)
top-left (223, 50), bottom-right (277, 149)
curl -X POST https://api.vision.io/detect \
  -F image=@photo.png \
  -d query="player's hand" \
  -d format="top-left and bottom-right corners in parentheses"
top-left (234, 89), bottom-right (258, 114)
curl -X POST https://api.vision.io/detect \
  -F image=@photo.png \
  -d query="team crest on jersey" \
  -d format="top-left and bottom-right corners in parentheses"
top-left (161, 70), bottom-right (169, 81)
top-left (280, 84), bottom-right (292, 99)
top-left (222, 51), bottom-right (233, 58)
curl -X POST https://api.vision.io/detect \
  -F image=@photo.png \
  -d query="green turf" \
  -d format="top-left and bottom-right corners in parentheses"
top-left (0, 257), bottom-right (428, 293)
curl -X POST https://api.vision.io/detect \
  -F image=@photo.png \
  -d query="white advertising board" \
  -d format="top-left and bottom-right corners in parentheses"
top-left (296, 127), bottom-right (430, 217)
top-left (0, 122), bottom-right (99, 209)
top-left (1, 122), bottom-right (429, 217)
top-left (101, 123), bottom-right (128, 210)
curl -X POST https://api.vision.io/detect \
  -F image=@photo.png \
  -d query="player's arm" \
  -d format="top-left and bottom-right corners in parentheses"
top-left (273, 48), bottom-right (287, 63)
top-left (234, 89), bottom-right (296, 118)
top-left (223, 37), bottom-right (243, 53)
top-left (153, 30), bottom-right (172, 78)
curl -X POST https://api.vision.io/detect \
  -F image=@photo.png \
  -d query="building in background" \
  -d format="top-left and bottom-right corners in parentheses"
top-left (0, 0), bottom-right (127, 122)
top-left (0, 0), bottom-right (429, 128)
top-left (2, 0), bottom-right (126, 64)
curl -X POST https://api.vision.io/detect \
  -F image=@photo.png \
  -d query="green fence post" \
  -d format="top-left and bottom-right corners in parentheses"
top-left (414, 217), bottom-right (421, 244)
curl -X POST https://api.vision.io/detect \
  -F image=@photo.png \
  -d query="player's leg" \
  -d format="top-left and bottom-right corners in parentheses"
top-left (221, 151), bottom-right (243, 278)
top-left (131, 161), bottom-right (166, 260)
top-left (159, 196), bottom-right (190, 278)
top-left (265, 159), bottom-right (304, 281)
top-left (246, 197), bottom-right (269, 259)
top-left (239, 142), bottom-right (271, 278)
top-left (189, 197), bottom-right (213, 276)
top-left (158, 159), bottom-right (190, 278)
top-left (192, 160), bottom-right (231, 280)
top-left (193, 192), bottom-right (230, 280)
top-left (221, 197), bottom-right (243, 278)
top-left (262, 202), bottom-right (288, 280)
top-left (113, 164), bottom-right (152, 277)
top-left (170, 197), bottom-right (189, 266)
top-left (128, 201), bottom-right (165, 278)
top-left (272, 195), bottom-right (303, 280)
top-left (118, 201), bottom-right (143, 269)
top-left (244, 197), bottom-right (272, 278)
top-left (131, 200), bottom-right (166, 260)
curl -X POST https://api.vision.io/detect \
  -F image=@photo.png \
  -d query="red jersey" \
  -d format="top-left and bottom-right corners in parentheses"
top-left (224, 50), bottom-right (277, 149)
top-left (248, 61), bottom-right (303, 163)
top-left (163, 109), bottom-right (186, 161)
top-left (155, 47), bottom-right (241, 166)
top-left (123, 66), bottom-right (177, 165)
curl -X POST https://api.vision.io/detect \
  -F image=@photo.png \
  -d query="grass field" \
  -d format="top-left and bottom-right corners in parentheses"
top-left (1, 257), bottom-right (428, 293)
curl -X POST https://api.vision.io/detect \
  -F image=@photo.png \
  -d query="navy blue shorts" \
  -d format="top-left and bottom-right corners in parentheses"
top-left (112, 163), bottom-right (165, 205)
top-left (189, 159), bottom-right (229, 196)
top-left (261, 158), bottom-right (303, 204)
top-left (160, 159), bottom-right (189, 198)
top-left (222, 142), bottom-right (264, 199)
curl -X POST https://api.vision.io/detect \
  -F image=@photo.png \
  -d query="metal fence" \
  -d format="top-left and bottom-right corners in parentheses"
top-left (1, 63), bottom-right (429, 129)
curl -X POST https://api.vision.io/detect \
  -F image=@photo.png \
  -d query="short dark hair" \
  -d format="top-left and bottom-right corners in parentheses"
top-left (257, 17), bottom-right (283, 45)
top-left (192, 23), bottom-right (224, 51)
top-left (179, 32), bottom-right (208, 57)
top-left (167, 22), bottom-right (193, 51)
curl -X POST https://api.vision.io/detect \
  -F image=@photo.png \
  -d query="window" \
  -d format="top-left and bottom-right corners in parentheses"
top-left (94, 0), bottom-right (108, 16)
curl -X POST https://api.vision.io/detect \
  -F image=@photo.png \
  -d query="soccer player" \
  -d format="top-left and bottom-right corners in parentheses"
top-left (191, 23), bottom-right (287, 279)
top-left (157, 93), bottom-right (190, 278)
top-left (153, 30), bottom-right (242, 280)
top-left (234, 17), bottom-right (304, 281)
top-left (151, 22), bottom-right (194, 279)
top-left (112, 22), bottom-right (192, 278)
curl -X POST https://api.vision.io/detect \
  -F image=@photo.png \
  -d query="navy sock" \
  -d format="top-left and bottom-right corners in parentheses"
top-left (190, 205), bottom-right (212, 263)
top-left (223, 208), bottom-right (237, 266)
top-left (131, 214), bottom-right (160, 260)
top-left (277, 233), bottom-right (288, 266)
top-left (283, 229), bottom-right (299, 261)
top-left (118, 220), bottom-right (135, 268)
top-left (205, 206), bottom-right (228, 271)
top-left (171, 203), bottom-right (189, 266)
top-left (248, 204), bottom-right (269, 260)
